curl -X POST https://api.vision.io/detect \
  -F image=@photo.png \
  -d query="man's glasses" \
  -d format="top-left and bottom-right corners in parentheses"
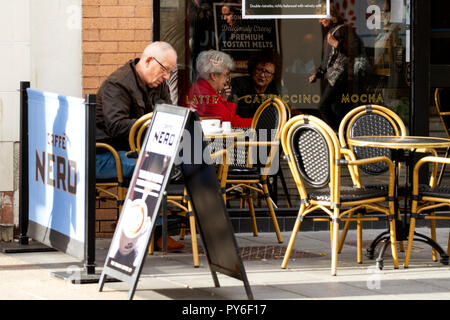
top-left (255, 67), bottom-right (275, 77)
top-left (153, 57), bottom-right (170, 75)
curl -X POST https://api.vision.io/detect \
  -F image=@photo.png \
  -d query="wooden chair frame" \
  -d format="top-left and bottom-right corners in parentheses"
top-left (95, 142), bottom-right (126, 213)
top-left (215, 97), bottom-right (287, 243)
top-left (405, 156), bottom-right (450, 268)
top-left (280, 114), bottom-right (399, 275)
top-left (338, 105), bottom-right (407, 256)
top-left (338, 104), bottom-right (438, 259)
top-left (434, 88), bottom-right (450, 185)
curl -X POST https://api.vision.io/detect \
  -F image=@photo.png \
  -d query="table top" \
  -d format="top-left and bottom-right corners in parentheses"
top-left (348, 135), bottom-right (450, 149)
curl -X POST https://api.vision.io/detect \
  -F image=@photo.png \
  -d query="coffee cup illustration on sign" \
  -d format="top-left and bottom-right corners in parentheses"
top-left (115, 198), bottom-right (150, 265)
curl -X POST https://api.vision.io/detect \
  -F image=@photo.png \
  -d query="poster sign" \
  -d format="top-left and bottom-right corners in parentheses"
top-left (243, 0), bottom-right (330, 19)
top-left (99, 105), bottom-right (188, 291)
top-left (27, 88), bottom-right (86, 260)
top-left (99, 105), bottom-right (253, 300)
top-left (214, 2), bottom-right (279, 70)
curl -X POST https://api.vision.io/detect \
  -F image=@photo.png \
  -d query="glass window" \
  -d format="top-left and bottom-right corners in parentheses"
top-left (161, 0), bottom-right (411, 129)
top-left (431, 0), bottom-right (450, 64)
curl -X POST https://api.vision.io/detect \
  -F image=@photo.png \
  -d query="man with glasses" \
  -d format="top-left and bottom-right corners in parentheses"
top-left (230, 51), bottom-right (280, 120)
top-left (96, 41), bottom-right (177, 180)
top-left (96, 41), bottom-right (185, 252)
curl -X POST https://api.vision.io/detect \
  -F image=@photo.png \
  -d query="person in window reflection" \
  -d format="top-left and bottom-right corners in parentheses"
top-left (230, 51), bottom-right (280, 120)
top-left (221, 2), bottom-right (241, 27)
top-left (309, 5), bottom-right (349, 130)
top-left (184, 50), bottom-right (252, 127)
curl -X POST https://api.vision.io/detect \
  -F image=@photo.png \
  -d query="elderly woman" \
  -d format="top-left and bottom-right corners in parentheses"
top-left (185, 50), bottom-right (252, 127)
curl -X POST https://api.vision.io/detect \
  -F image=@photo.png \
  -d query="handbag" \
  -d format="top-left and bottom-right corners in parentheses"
top-left (326, 24), bottom-right (347, 87)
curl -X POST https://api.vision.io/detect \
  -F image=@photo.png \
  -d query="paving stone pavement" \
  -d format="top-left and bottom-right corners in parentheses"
top-left (0, 227), bottom-right (448, 303)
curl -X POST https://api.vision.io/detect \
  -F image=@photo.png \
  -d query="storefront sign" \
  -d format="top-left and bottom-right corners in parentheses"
top-left (243, 0), bottom-right (330, 19)
top-left (214, 2), bottom-right (279, 71)
top-left (27, 88), bottom-right (86, 260)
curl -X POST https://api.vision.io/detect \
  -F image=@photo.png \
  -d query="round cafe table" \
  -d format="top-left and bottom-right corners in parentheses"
top-left (203, 129), bottom-right (247, 192)
top-left (348, 135), bottom-right (450, 268)
top-left (348, 136), bottom-right (450, 150)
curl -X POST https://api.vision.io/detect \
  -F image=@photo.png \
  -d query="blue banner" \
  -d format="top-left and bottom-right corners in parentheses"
top-left (27, 88), bottom-right (86, 260)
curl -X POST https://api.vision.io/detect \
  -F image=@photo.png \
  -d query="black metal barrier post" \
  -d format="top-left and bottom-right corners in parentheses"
top-left (0, 81), bottom-right (54, 253)
top-left (19, 81), bottom-right (30, 245)
top-left (84, 93), bottom-right (97, 275)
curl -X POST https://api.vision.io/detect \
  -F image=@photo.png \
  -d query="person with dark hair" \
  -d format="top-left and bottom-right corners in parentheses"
top-left (309, 5), bottom-right (350, 130)
top-left (229, 50), bottom-right (280, 120)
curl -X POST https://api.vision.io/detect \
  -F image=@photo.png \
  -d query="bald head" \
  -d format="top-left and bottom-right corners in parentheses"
top-left (141, 41), bottom-right (177, 61)
top-left (136, 41), bottom-right (177, 88)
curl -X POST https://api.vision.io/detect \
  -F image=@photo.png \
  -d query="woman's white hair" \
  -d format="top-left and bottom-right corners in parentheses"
top-left (196, 50), bottom-right (234, 80)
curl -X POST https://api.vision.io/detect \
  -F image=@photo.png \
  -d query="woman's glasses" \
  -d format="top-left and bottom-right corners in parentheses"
top-left (255, 67), bottom-right (275, 77)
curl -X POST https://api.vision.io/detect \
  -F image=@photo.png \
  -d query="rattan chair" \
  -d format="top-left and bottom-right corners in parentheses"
top-left (404, 155), bottom-right (450, 268)
top-left (434, 88), bottom-right (450, 185)
top-left (217, 97), bottom-right (287, 243)
top-left (339, 104), bottom-right (407, 178)
top-left (338, 104), bottom-right (438, 260)
top-left (337, 105), bottom-right (407, 258)
top-left (268, 101), bottom-right (293, 207)
top-left (128, 113), bottom-right (200, 267)
top-left (95, 142), bottom-right (127, 214)
top-left (280, 114), bottom-right (399, 275)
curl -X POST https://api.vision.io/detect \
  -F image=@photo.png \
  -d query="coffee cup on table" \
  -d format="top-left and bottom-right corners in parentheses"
top-left (201, 119), bottom-right (221, 132)
top-left (222, 121), bottom-right (232, 133)
top-left (201, 119), bottom-right (220, 128)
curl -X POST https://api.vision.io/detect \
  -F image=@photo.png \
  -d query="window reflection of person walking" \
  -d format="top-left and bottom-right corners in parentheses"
top-left (309, 5), bottom-right (349, 130)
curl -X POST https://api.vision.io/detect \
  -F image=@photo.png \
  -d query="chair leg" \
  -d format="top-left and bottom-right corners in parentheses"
top-left (281, 218), bottom-right (301, 269)
top-left (148, 235), bottom-right (155, 255)
top-left (430, 213), bottom-right (438, 262)
top-left (331, 218), bottom-right (339, 276)
top-left (388, 217), bottom-right (399, 269)
top-left (436, 148), bottom-right (449, 186)
top-left (329, 221), bottom-right (333, 249)
top-left (278, 168), bottom-right (292, 208)
top-left (399, 241), bottom-right (405, 252)
top-left (397, 210), bottom-right (404, 252)
top-left (188, 212), bottom-right (200, 268)
top-left (179, 226), bottom-right (186, 240)
top-left (447, 230), bottom-right (450, 255)
top-left (404, 217), bottom-right (416, 268)
top-left (262, 183), bottom-right (283, 243)
top-left (338, 214), bottom-right (352, 254)
top-left (357, 213), bottom-right (363, 264)
top-left (247, 195), bottom-right (258, 237)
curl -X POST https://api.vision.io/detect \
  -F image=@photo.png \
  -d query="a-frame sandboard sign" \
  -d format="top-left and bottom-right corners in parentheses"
top-left (98, 104), bottom-right (253, 300)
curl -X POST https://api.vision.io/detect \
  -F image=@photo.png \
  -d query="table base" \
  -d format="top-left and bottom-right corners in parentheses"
top-left (367, 226), bottom-right (449, 269)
